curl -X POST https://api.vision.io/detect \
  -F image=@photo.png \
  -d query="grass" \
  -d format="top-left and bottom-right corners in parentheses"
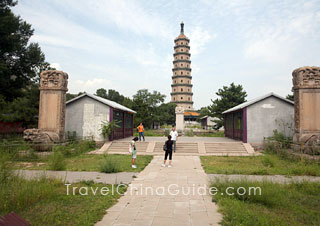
top-left (201, 153), bottom-right (320, 176)
top-left (13, 154), bottom-right (153, 173)
top-left (133, 130), bottom-right (166, 137)
top-left (0, 176), bottom-right (125, 226)
top-left (212, 180), bottom-right (320, 226)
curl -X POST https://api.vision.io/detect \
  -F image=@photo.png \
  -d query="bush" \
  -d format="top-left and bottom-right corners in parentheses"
top-left (99, 155), bottom-right (120, 173)
top-left (261, 156), bottom-right (274, 168)
top-left (185, 129), bottom-right (194, 137)
top-left (48, 152), bottom-right (66, 171)
top-left (53, 139), bottom-right (96, 157)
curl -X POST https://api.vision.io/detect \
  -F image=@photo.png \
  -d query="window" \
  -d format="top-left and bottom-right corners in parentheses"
top-left (187, 64), bottom-right (189, 67)
top-left (188, 97), bottom-right (190, 100)
top-left (181, 56), bottom-right (183, 59)
top-left (181, 97), bottom-right (183, 100)
top-left (181, 80), bottom-right (183, 82)
top-left (188, 89), bottom-right (190, 91)
top-left (175, 72), bottom-right (176, 75)
top-left (181, 88), bottom-right (183, 92)
top-left (181, 72), bottom-right (183, 75)
top-left (187, 72), bottom-right (189, 75)
top-left (181, 64), bottom-right (183, 66)
top-left (181, 42), bottom-right (183, 45)
top-left (174, 97), bottom-right (175, 101)
top-left (187, 57), bottom-right (189, 59)
top-left (174, 80), bottom-right (176, 83)
top-left (175, 64), bottom-right (177, 67)
top-left (181, 49), bottom-right (183, 51)
top-left (188, 80), bottom-right (190, 83)
top-left (174, 89), bottom-right (176, 91)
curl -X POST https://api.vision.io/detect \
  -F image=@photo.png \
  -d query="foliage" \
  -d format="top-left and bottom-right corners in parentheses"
top-left (99, 155), bottom-right (120, 173)
top-left (185, 130), bottom-right (194, 137)
top-left (95, 88), bottom-right (134, 109)
top-left (100, 120), bottom-right (120, 141)
top-left (0, 0), bottom-right (52, 127)
top-left (286, 93), bottom-right (294, 101)
top-left (212, 180), bottom-right (320, 226)
top-left (157, 102), bottom-right (176, 126)
top-left (48, 151), bottom-right (66, 170)
top-left (132, 89), bottom-right (166, 128)
top-left (0, 174), bottom-right (125, 226)
top-left (66, 92), bottom-right (83, 101)
top-left (197, 106), bottom-right (210, 121)
top-left (208, 83), bottom-right (247, 129)
top-left (53, 139), bottom-right (96, 157)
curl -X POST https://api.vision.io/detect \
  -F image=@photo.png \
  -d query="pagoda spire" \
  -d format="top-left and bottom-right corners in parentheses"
top-left (180, 21), bottom-right (184, 34)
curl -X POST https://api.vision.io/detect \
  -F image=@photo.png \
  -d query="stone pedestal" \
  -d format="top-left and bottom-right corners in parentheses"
top-left (24, 70), bottom-right (68, 146)
top-left (175, 106), bottom-right (185, 132)
top-left (292, 66), bottom-right (320, 145)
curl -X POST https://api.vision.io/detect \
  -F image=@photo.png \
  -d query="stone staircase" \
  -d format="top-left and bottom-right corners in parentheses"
top-left (204, 142), bottom-right (248, 155)
top-left (104, 140), bottom-right (256, 156)
top-left (154, 142), bottom-right (198, 153)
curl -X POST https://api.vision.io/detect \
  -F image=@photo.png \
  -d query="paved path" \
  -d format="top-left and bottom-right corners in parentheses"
top-left (15, 170), bottom-right (138, 184)
top-left (96, 156), bottom-right (222, 226)
top-left (208, 174), bottom-right (320, 183)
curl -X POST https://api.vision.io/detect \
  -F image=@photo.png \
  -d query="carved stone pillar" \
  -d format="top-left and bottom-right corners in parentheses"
top-left (175, 106), bottom-right (185, 132)
top-left (24, 70), bottom-right (68, 146)
top-left (292, 66), bottom-right (320, 144)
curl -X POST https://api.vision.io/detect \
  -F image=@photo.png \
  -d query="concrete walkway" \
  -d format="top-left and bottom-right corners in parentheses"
top-left (96, 156), bottom-right (222, 226)
top-left (14, 170), bottom-right (138, 184)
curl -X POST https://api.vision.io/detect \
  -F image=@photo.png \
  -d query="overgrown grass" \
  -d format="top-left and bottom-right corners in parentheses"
top-left (212, 180), bottom-right (320, 226)
top-left (0, 176), bottom-right (125, 226)
top-left (201, 153), bottom-right (320, 176)
top-left (196, 131), bottom-right (225, 137)
top-left (48, 151), bottom-right (66, 171)
top-left (13, 154), bottom-right (153, 173)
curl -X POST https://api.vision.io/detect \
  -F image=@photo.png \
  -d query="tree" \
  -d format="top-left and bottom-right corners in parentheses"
top-left (286, 94), bottom-right (294, 102)
top-left (198, 107), bottom-right (210, 121)
top-left (132, 89), bottom-right (166, 128)
top-left (66, 92), bottom-right (83, 101)
top-left (0, 0), bottom-right (50, 101)
top-left (208, 83), bottom-right (247, 129)
top-left (95, 88), bottom-right (108, 99)
top-left (158, 102), bottom-right (176, 126)
top-left (0, 0), bottom-right (51, 127)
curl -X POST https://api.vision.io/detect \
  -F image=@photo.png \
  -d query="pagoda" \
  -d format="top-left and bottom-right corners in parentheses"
top-left (171, 22), bottom-right (193, 110)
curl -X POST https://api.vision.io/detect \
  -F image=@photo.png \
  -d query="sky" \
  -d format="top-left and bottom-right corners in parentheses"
top-left (13, 0), bottom-right (320, 109)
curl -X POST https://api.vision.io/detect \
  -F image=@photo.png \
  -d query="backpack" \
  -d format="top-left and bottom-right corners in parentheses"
top-left (163, 141), bottom-right (167, 151)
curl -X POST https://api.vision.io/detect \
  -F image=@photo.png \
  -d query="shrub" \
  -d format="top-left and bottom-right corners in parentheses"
top-left (48, 152), bottom-right (66, 171)
top-left (99, 155), bottom-right (120, 173)
top-left (261, 156), bottom-right (274, 168)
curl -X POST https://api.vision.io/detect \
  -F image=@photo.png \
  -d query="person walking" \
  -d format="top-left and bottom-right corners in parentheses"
top-left (129, 137), bottom-right (139, 168)
top-left (162, 135), bottom-right (174, 167)
top-left (170, 127), bottom-right (178, 152)
top-left (137, 122), bottom-right (145, 141)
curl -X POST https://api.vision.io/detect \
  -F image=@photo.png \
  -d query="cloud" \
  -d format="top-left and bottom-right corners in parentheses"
top-left (189, 27), bottom-right (214, 56)
top-left (50, 63), bottom-right (61, 70)
top-left (68, 78), bottom-right (113, 94)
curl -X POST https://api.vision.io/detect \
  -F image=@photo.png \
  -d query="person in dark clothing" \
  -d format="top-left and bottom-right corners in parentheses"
top-left (162, 135), bottom-right (174, 167)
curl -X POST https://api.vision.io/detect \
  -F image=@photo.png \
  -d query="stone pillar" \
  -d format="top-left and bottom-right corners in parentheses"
top-left (24, 70), bottom-right (68, 145)
top-left (292, 66), bottom-right (320, 144)
top-left (175, 106), bottom-right (185, 132)
top-left (38, 70), bottom-right (68, 140)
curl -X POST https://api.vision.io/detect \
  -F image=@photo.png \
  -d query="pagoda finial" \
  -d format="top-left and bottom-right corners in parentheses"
top-left (180, 21), bottom-right (184, 34)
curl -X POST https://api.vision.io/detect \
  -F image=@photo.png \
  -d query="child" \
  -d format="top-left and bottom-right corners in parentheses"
top-left (129, 137), bottom-right (139, 168)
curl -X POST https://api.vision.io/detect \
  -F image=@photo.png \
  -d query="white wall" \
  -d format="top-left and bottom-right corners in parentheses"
top-left (246, 96), bottom-right (294, 143)
top-left (66, 96), bottom-right (110, 141)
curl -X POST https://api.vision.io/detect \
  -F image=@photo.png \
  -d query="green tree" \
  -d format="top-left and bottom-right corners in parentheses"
top-left (66, 92), bottom-right (83, 101)
top-left (286, 94), bottom-right (294, 102)
top-left (158, 102), bottom-right (176, 126)
top-left (0, 0), bottom-right (51, 127)
top-left (197, 107), bottom-right (210, 121)
top-left (0, 0), bottom-right (50, 101)
top-left (132, 89), bottom-right (165, 128)
top-left (95, 88), bottom-right (108, 99)
top-left (208, 83), bottom-right (247, 129)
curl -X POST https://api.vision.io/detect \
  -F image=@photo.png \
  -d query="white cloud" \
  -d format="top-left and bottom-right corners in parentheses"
top-left (50, 63), bottom-right (61, 70)
top-left (69, 78), bottom-right (113, 94)
top-left (189, 27), bottom-right (214, 56)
